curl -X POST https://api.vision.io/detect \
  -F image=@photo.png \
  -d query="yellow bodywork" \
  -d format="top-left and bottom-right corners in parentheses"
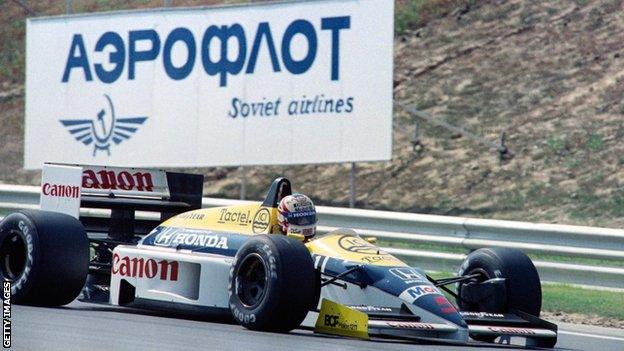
top-left (161, 203), bottom-right (280, 235)
top-left (162, 203), bottom-right (406, 267)
top-left (314, 298), bottom-right (369, 339)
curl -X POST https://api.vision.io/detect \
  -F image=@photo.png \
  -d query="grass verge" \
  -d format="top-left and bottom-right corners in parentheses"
top-left (541, 283), bottom-right (624, 320)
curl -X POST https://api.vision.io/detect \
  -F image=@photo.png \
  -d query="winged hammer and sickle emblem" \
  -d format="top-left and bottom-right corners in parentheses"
top-left (60, 94), bottom-right (147, 156)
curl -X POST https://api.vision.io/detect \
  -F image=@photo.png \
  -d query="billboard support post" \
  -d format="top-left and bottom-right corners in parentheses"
top-left (240, 167), bottom-right (247, 200)
top-left (349, 162), bottom-right (356, 208)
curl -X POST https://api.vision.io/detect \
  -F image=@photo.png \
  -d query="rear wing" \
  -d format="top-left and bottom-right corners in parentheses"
top-left (40, 163), bottom-right (204, 242)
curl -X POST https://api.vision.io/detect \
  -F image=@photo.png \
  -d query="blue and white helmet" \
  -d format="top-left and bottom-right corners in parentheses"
top-left (277, 194), bottom-right (317, 238)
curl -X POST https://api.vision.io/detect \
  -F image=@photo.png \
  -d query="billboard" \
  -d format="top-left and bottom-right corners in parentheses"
top-left (25, 0), bottom-right (394, 169)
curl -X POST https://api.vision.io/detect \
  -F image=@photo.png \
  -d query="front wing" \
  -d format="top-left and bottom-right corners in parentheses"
top-left (309, 302), bottom-right (557, 348)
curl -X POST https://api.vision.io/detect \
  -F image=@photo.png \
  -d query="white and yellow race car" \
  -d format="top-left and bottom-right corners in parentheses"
top-left (0, 164), bottom-right (557, 348)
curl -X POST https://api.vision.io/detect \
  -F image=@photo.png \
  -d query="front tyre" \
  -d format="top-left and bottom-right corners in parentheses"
top-left (228, 235), bottom-right (318, 332)
top-left (457, 247), bottom-right (542, 316)
top-left (0, 210), bottom-right (89, 306)
top-left (457, 248), bottom-right (542, 343)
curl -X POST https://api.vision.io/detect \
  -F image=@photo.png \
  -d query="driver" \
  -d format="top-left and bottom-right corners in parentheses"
top-left (277, 193), bottom-right (317, 241)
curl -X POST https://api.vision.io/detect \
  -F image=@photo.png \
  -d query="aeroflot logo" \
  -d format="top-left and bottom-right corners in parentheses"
top-left (60, 94), bottom-right (147, 156)
top-left (112, 253), bottom-right (179, 281)
top-left (60, 17), bottom-right (350, 87)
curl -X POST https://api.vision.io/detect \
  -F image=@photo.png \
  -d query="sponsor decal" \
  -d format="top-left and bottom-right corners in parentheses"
top-left (399, 285), bottom-right (441, 303)
top-left (177, 212), bottom-right (205, 220)
top-left (218, 208), bottom-right (252, 226)
top-left (361, 255), bottom-right (398, 264)
top-left (288, 227), bottom-right (301, 234)
top-left (324, 314), bottom-right (358, 330)
top-left (488, 327), bottom-right (536, 335)
top-left (460, 311), bottom-right (505, 318)
top-left (434, 296), bottom-right (457, 314)
top-left (387, 321), bottom-right (435, 330)
top-left (252, 208), bottom-right (270, 233)
top-left (112, 253), bottom-right (179, 281)
top-left (289, 194), bottom-right (315, 211)
top-left (230, 304), bottom-right (256, 324)
top-left (154, 227), bottom-right (229, 249)
top-left (41, 182), bottom-right (80, 198)
top-left (13, 221), bottom-right (34, 294)
top-left (347, 305), bottom-right (394, 313)
top-left (314, 299), bottom-right (369, 339)
top-left (389, 267), bottom-right (426, 283)
top-left (61, 19), bottom-right (350, 88)
top-left (60, 94), bottom-right (147, 156)
top-left (82, 168), bottom-right (155, 192)
top-left (338, 235), bottom-right (383, 255)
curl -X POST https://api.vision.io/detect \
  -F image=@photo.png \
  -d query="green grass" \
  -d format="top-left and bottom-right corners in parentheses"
top-left (395, 0), bottom-right (423, 34)
top-left (542, 284), bottom-right (624, 320)
top-left (395, 0), bottom-right (475, 34)
top-left (428, 272), bottom-right (624, 320)
top-left (586, 133), bottom-right (604, 151)
top-left (570, 188), bottom-right (624, 220)
top-left (547, 134), bottom-right (567, 154)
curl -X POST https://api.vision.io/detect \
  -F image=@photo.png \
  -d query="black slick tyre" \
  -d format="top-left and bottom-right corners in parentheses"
top-left (457, 247), bottom-right (542, 315)
top-left (457, 248), bottom-right (542, 343)
top-left (228, 234), bottom-right (318, 332)
top-left (0, 210), bottom-right (89, 306)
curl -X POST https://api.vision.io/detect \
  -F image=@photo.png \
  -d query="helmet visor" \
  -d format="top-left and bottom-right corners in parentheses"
top-left (285, 211), bottom-right (317, 226)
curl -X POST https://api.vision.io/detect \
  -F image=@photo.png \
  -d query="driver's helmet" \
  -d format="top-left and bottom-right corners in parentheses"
top-left (277, 194), bottom-right (317, 239)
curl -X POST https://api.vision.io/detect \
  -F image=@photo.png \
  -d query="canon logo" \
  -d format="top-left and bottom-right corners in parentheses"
top-left (112, 253), bottom-right (179, 281)
top-left (83, 169), bottom-right (154, 192)
top-left (387, 322), bottom-right (434, 330)
top-left (42, 183), bottom-right (80, 198)
top-left (488, 327), bottom-right (536, 335)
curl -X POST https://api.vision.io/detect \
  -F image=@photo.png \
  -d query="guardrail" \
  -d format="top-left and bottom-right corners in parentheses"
top-left (1, 184), bottom-right (623, 289)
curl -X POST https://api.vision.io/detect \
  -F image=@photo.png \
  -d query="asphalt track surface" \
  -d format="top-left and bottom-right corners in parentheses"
top-left (11, 300), bottom-right (624, 351)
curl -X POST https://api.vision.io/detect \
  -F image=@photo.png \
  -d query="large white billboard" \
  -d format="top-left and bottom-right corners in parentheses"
top-left (25, 0), bottom-right (393, 169)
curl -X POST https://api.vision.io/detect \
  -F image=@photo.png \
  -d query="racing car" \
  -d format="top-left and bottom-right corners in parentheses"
top-left (0, 164), bottom-right (557, 347)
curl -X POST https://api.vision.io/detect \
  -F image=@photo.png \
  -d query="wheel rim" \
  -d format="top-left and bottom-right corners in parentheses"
top-left (466, 268), bottom-right (489, 283)
top-left (235, 253), bottom-right (268, 309)
top-left (460, 267), bottom-right (490, 310)
top-left (0, 230), bottom-right (27, 281)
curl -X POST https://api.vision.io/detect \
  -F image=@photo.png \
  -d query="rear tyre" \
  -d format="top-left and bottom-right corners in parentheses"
top-left (228, 235), bottom-right (318, 332)
top-left (0, 210), bottom-right (89, 306)
top-left (457, 248), bottom-right (542, 343)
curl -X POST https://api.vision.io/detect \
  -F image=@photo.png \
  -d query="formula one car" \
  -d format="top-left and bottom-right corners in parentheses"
top-left (0, 164), bottom-right (557, 347)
